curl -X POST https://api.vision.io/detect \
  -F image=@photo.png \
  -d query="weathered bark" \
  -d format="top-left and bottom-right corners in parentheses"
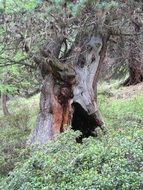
top-left (27, 18), bottom-right (108, 144)
top-left (27, 34), bottom-right (75, 144)
top-left (122, 43), bottom-right (143, 86)
top-left (27, 74), bottom-right (73, 144)
top-left (122, 16), bottom-right (143, 86)
top-left (1, 69), bottom-right (10, 116)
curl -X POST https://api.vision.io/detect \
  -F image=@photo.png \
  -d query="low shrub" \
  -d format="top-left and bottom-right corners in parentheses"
top-left (1, 128), bottom-right (143, 190)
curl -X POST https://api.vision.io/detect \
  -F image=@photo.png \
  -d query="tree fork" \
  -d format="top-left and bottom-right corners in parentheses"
top-left (27, 19), bottom-right (108, 145)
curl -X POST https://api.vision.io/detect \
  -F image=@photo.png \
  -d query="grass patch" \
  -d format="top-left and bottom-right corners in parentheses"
top-left (99, 92), bottom-right (143, 127)
top-left (0, 95), bottom-right (39, 177)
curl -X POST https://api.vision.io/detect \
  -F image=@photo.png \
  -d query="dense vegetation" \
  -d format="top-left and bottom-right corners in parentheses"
top-left (2, 129), bottom-right (143, 190)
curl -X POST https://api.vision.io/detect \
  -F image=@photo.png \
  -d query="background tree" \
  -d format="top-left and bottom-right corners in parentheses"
top-left (122, 3), bottom-right (143, 85)
top-left (1, 69), bottom-right (10, 116)
top-left (106, 1), bottom-right (143, 85)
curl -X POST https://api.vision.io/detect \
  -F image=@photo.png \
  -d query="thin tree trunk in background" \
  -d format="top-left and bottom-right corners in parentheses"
top-left (1, 94), bottom-right (9, 116)
top-left (1, 69), bottom-right (10, 116)
top-left (1, 2), bottom-right (10, 116)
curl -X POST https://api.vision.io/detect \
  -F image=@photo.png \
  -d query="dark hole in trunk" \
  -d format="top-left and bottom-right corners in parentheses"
top-left (71, 102), bottom-right (97, 142)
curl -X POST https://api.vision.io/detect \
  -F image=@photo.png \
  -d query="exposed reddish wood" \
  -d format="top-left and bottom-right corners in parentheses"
top-left (62, 102), bottom-right (71, 127)
top-left (51, 92), bottom-right (63, 136)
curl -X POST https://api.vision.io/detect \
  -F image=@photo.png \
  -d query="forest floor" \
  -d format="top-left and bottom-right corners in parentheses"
top-left (115, 82), bottom-right (143, 99)
top-left (0, 80), bottom-right (143, 180)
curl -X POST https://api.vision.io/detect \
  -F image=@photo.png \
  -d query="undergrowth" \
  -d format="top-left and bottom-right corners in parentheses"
top-left (0, 95), bottom-right (39, 177)
top-left (1, 128), bottom-right (143, 190)
top-left (0, 81), bottom-right (143, 189)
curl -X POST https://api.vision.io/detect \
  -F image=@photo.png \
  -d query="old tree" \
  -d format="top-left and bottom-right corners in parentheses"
top-left (1, 0), bottom-right (143, 144)
top-left (27, 1), bottom-right (109, 144)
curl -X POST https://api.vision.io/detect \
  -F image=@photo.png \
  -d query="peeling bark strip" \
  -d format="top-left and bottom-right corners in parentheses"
top-left (27, 12), bottom-right (108, 145)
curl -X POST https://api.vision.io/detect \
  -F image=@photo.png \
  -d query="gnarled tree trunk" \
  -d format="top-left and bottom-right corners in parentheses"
top-left (27, 15), bottom-right (108, 145)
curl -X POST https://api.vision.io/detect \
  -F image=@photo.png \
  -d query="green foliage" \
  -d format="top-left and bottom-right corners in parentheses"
top-left (0, 66), bottom-right (40, 97)
top-left (0, 127), bottom-right (143, 190)
top-left (0, 83), bottom-right (16, 94)
top-left (96, 1), bottom-right (118, 10)
top-left (0, 0), bottom-right (37, 13)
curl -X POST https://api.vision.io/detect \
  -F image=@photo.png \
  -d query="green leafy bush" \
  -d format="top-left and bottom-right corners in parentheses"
top-left (1, 128), bottom-right (143, 190)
